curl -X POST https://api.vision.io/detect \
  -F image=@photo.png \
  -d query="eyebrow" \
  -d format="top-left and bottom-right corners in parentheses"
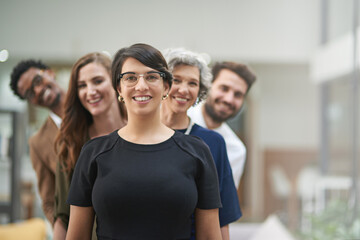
top-left (121, 71), bottom-right (136, 75)
top-left (173, 74), bottom-right (199, 81)
top-left (78, 75), bottom-right (104, 82)
top-left (121, 71), bottom-right (159, 74)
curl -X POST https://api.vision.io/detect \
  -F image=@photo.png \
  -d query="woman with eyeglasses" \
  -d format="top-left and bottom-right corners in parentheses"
top-left (53, 52), bottom-right (127, 240)
top-left (65, 43), bottom-right (222, 240)
top-left (160, 48), bottom-right (242, 240)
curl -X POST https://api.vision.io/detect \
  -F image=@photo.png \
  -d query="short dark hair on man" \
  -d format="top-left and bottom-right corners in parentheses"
top-left (10, 59), bottom-right (50, 99)
top-left (212, 61), bottom-right (256, 92)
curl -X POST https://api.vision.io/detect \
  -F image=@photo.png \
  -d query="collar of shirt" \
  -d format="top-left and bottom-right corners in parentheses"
top-left (49, 111), bottom-right (62, 128)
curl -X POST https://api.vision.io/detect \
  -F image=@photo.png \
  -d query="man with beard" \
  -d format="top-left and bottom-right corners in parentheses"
top-left (188, 61), bottom-right (256, 189)
top-left (10, 59), bottom-right (65, 224)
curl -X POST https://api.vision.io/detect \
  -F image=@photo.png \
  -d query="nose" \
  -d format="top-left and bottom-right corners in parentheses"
top-left (134, 76), bottom-right (149, 91)
top-left (178, 83), bottom-right (189, 95)
top-left (222, 91), bottom-right (234, 104)
top-left (87, 85), bottom-right (97, 95)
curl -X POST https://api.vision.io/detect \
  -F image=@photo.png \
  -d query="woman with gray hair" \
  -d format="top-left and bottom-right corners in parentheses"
top-left (161, 48), bottom-right (242, 240)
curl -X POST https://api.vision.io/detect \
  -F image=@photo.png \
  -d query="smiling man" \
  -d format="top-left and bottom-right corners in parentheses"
top-left (10, 59), bottom-right (65, 225)
top-left (188, 61), bottom-right (256, 189)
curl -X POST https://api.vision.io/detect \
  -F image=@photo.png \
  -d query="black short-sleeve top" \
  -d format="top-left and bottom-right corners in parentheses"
top-left (67, 130), bottom-right (221, 240)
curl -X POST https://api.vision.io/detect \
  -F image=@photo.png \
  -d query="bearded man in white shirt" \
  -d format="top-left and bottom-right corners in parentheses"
top-left (188, 61), bottom-right (256, 189)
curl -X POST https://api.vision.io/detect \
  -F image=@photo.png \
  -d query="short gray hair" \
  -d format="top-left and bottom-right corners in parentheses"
top-left (162, 48), bottom-right (212, 104)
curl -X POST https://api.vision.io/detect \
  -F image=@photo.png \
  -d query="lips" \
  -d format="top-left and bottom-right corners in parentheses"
top-left (42, 88), bottom-right (51, 102)
top-left (174, 96), bottom-right (188, 102)
top-left (38, 86), bottom-right (52, 105)
top-left (88, 97), bottom-right (101, 104)
top-left (216, 101), bottom-right (235, 115)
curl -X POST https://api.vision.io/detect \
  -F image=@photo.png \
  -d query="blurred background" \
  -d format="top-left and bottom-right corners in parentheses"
top-left (0, 0), bottom-right (359, 239)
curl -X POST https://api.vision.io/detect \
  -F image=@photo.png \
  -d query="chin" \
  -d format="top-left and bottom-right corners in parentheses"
top-left (89, 109), bottom-right (104, 117)
top-left (217, 112), bottom-right (230, 119)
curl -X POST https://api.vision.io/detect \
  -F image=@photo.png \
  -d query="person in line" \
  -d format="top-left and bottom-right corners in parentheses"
top-left (66, 43), bottom-right (222, 240)
top-left (161, 48), bottom-right (242, 240)
top-left (188, 61), bottom-right (256, 189)
top-left (10, 60), bottom-right (65, 225)
top-left (53, 52), bottom-right (127, 239)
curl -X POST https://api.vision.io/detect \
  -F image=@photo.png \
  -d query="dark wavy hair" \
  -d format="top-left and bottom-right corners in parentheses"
top-left (111, 43), bottom-right (173, 92)
top-left (10, 59), bottom-right (50, 99)
top-left (55, 52), bottom-right (127, 172)
top-left (212, 61), bottom-right (257, 92)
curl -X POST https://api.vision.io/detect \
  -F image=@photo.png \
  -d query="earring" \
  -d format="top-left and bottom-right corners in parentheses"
top-left (162, 94), bottom-right (169, 100)
top-left (118, 95), bottom-right (124, 103)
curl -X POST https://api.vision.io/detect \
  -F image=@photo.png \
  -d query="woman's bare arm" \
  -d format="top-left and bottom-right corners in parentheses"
top-left (221, 225), bottom-right (229, 240)
top-left (195, 208), bottom-right (222, 240)
top-left (65, 205), bottom-right (94, 240)
top-left (53, 218), bottom-right (67, 240)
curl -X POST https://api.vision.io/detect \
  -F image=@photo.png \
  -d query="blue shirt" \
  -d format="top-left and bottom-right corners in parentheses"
top-left (178, 123), bottom-right (242, 239)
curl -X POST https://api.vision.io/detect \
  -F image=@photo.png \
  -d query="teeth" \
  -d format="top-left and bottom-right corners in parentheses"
top-left (175, 97), bottom-right (187, 102)
top-left (134, 96), bottom-right (150, 101)
top-left (43, 88), bottom-right (51, 101)
top-left (89, 98), bottom-right (101, 104)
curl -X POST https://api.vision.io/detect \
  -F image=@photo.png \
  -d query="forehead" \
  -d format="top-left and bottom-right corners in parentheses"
top-left (78, 62), bottom-right (109, 80)
top-left (17, 67), bottom-right (41, 96)
top-left (121, 57), bottom-right (154, 72)
top-left (172, 65), bottom-right (200, 80)
top-left (213, 69), bottom-right (248, 93)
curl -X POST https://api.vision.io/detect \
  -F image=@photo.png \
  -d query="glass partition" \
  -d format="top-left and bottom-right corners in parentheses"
top-left (327, 0), bottom-right (353, 41)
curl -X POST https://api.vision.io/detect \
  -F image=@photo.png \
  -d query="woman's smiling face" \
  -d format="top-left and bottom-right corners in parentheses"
top-left (77, 62), bottom-right (117, 117)
top-left (118, 57), bottom-right (169, 117)
top-left (164, 64), bottom-right (200, 114)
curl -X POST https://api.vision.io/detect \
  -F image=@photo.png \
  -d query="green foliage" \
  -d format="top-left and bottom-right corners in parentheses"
top-left (298, 200), bottom-right (360, 240)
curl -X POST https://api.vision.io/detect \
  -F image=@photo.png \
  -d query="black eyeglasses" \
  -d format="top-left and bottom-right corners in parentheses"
top-left (24, 71), bottom-right (44, 100)
top-left (119, 71), bottom-right (165, 87)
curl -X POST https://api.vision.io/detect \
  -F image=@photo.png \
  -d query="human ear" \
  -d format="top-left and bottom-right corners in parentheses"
top-left (117, 86), bottom-right (122, 96)
top-left (117, 87), bottom-right (125, 103)
top-left (163, 82), bottom-right (170, 95)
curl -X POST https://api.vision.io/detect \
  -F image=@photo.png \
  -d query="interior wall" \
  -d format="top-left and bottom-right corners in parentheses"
top-left (244, 63), bottom-right (320, 219)
top-left (0, 0), bottom-right (319, 63)
top-left (254, 63), bottom-right (320, 148)
top-left (0, 60), bottom-right (27, 112)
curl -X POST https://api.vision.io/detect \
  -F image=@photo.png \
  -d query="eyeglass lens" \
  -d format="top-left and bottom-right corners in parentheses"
top-left (121, 72), bottom-right (162, 86)
top-left (26, 74), bottom-right (43, 100)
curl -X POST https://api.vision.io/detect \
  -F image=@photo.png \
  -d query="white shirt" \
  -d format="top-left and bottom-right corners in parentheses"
top-left (49, 111), bottom-right (62, 128)
top-left (188, 103), bottom-right (246, 189)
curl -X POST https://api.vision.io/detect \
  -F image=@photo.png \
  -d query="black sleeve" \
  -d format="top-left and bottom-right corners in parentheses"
top-left (173, 133), bottom-right (222, 210)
